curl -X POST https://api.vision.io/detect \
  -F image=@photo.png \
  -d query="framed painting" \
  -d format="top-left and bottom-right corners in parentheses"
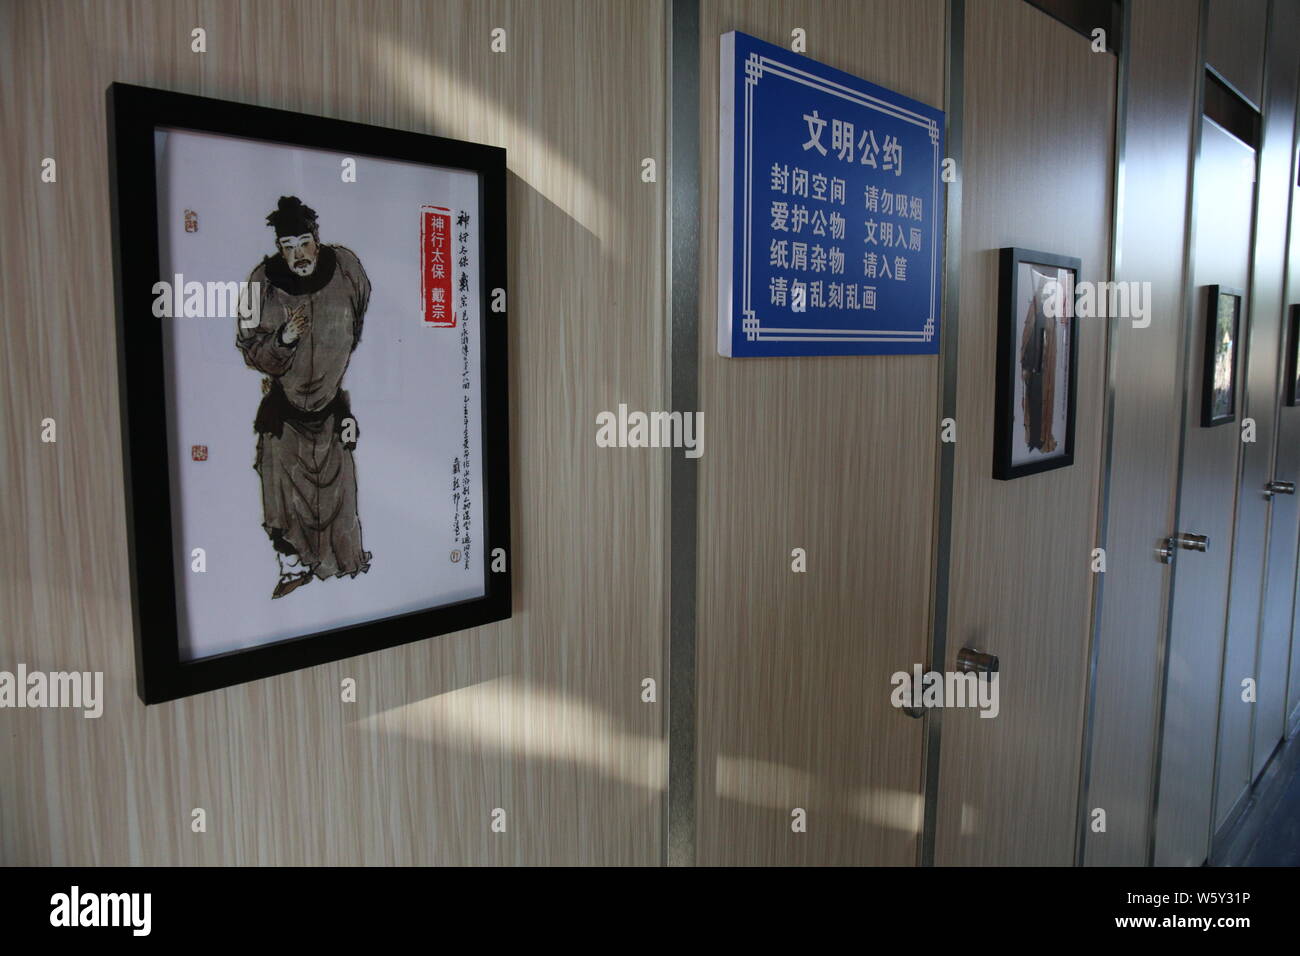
top-left (107, 83), bottom-right (511, 703)
top-left (993, 247), bottom-right (1080, 480)
top-left (1284, 303), bottom-right (1299, 407)
top-left (1201, 285), bottom-right (1242, 427)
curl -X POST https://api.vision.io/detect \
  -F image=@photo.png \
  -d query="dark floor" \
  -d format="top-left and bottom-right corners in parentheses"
top-left (1241, 757), bottom-right (1300, 866)
top-left (1214, 723), bottom-right (1300, 866)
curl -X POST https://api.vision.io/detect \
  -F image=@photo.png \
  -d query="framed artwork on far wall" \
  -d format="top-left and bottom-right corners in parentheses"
top-left (1201, 285), bottom-right (1243, 427)
top-left (993, 247), bottom-right (1080, 481)
top-left (108, 83), bottom-right (511, 704)
top-left (1285, 303), bottom-right (1300, 407)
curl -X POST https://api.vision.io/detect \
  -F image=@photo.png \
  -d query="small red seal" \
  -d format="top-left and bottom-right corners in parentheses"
top-left (191, 445), bottom-right (208, 461)
top-left (184, 209), bottom-right (198, 233)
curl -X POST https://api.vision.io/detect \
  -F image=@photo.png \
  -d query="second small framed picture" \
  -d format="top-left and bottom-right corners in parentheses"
top-left (1284, 303), bottom-right (1300, 407)
top-left (993, 247), bottom-right (1080, 480)
top-left (1201, 285), bottom-right (1243, 427)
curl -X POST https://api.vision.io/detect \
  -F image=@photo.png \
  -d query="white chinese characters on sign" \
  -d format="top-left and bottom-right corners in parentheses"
top-left (802, 110), bottom-right (903, 174)
top-left (763, 111), bottom-right (920, 312)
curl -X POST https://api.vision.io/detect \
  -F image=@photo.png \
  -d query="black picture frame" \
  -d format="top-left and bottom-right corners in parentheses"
top-left (107, 83), bottom-right (511, 704)
top-left (1200, 285), bottom-right (1243, 427)
top-left (1285, 303), bottom-right (1300, 408)
top-left (993, 247), bottom-right (1080, 481)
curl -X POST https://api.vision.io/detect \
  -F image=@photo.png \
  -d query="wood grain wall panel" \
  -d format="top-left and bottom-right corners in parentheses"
top-left (1236, 0), bottom-right (1299, 797)
top-left (1286, 72), bottom-right (1300, 739)
top-left (1153, 119), bottom-right (1254, 867)
top-left (1210, 0), bottom-right (1293, 830)
top-left (1206, 0), bottom-right (1300, 832)
top-left (1081, 0), bottom-right (1198, 867)
top-left (696, 0), bottom-right (945, 866)
top-left (1206, 0), bottom-right (1267, 107)
top-left (934, 0), bottom-right (1115, 866)
top-left (0, 0), bottom-right (666, 865)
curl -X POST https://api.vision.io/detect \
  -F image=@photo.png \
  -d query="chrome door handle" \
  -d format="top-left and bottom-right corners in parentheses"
top-left (956, 646), bottom-right (999, 675)
top-left (1169, 532), bottom-right (1209, 553)
top-left (1264, 480), bottom-right (1295, 498)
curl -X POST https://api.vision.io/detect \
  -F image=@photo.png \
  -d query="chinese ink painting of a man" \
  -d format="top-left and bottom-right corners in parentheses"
top-left (1019, 268), bottom-right (1060, 455)
top-left (237, 196), bottom-right (373, 598)
top-left (1209, 292), bottom-right (1238, 423)
top-left (995, 249), bottom-right (1078, 479)
top-left (150, 123), bottom-right (491, 663)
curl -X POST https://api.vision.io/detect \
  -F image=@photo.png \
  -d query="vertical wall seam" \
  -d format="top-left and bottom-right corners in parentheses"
top-left (1280, 19), bottom-right (1300, 741)
top-left (660, 0), bottom-right (674, 868)
top-left (920, 0), bottom-right (963, 868)
top-left (666, 0), bottom-right (701, 868)
top-left (1074, 0), bottom-right (1131, 868)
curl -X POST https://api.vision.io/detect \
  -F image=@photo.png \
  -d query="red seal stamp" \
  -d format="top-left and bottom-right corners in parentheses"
top-left (420, 205), bottom-right (455, 327)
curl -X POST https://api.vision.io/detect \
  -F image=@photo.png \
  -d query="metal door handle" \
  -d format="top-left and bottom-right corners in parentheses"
top-left (1265, 480), bottom-right (1295, 498)
top-left (1170, 532), bottom-right (1209, 553)
top-left (956, 646), bottom-right (999, 675)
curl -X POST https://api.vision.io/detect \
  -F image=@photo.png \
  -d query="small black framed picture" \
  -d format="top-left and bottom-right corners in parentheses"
top-left (1285, 303), bottom-right (1300, 407)
top-left (1201, 285), bottom-right (1243, 427)
top-left (993, 247), bottom-right (1080, 481)
top-left (108, 83), bottom-right (511, 703)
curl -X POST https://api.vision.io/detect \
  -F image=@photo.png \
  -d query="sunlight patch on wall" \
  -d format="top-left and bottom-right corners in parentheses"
top-left (376, 35), bottom-right (616, 246)
top-left (357, 676), bottom-right (664, 791)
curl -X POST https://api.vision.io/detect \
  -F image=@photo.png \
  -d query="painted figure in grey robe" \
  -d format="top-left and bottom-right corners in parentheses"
top-left (237, 196), bottom-right (372, 598)
top-left (1019, 269), bottom-right (1059, 454)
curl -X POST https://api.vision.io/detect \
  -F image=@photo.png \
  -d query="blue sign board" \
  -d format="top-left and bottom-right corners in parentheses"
top-left (718, 31), bottom-right (946, 357)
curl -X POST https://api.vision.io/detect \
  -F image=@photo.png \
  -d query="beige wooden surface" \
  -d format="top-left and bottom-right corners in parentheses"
top-left (1211, 3), bottom-right (1278, 820)
top-left (1286, 42), bottom-right (1300, 738)
top-left (1242, 0), bottom-right (1300, 792)
top-left (934, 0), bottom-right (1116, 866)
top-left (696, 0), bottom-right (946, 866)
top-left (1154, 120), bottom-right (1254, 867)
top-left (1082, 0), bottom-right (1198, 867)
top-left (0, 0), bottom-right (666, 865)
